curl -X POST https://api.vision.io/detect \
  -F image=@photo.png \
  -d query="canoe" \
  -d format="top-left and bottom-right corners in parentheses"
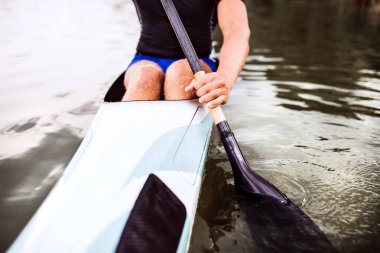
top-left (8, 73), bottom-right (213, 253)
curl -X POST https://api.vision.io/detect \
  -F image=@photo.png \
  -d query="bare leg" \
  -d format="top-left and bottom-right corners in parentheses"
top-left (164, 59), bottom-right (212, 100)
top-left (122, 60), bottom-right (165, 101)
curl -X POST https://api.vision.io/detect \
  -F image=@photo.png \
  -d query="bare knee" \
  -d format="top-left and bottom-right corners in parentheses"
top-left (164, 59), bottom-right (194, 100)
top-left (123, 61), bottom-right (164, 101)
top-left (164, 59), bottom-right (212, 100)
top-left (131, 66), bottom-right (164, 90)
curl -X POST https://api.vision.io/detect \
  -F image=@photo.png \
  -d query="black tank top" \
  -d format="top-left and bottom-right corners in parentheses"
top-left (132, 0), bottom-right (219, 58)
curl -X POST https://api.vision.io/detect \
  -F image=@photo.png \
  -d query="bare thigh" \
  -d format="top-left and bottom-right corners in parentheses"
top-left (164, 59), bottom-right (212, 100)
top-left (122, 60), bottom-right (165, 101)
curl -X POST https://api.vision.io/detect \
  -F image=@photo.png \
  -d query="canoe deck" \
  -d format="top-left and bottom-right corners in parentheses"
top-left (8, 98), bottom-right (212, 252)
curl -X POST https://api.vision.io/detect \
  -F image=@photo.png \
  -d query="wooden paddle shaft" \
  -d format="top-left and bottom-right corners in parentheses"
top-left (194, 71), bottom-right (226, 125)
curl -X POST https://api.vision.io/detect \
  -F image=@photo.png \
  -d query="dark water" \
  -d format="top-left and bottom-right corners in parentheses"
top-left (0, 0), bottom-right (379, 252)
top-left (189, 0), bottom-right (380, 252)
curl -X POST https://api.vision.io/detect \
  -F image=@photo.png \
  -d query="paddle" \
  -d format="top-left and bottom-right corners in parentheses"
top-left (161, 0), bottom-right (337, 251)
top-left (160, 0), bottom-right (287, 204)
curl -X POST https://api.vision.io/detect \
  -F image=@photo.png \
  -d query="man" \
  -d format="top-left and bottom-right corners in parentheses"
top-left (123, 0), bottom-right (250, 109)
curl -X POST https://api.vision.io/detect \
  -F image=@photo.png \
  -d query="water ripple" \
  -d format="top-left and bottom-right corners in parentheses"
top-left (1, 117), bottom-right (40, 136)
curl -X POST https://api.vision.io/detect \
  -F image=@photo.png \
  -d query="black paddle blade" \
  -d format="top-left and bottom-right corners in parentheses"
top-left (216, 121), bottom-right (337, 251)
top-left (238, 193), bottom-right (337, 252)
top-left (216, 121), bottom-right (289, 203)
top-left (116, 174), bottom-right (186, 253)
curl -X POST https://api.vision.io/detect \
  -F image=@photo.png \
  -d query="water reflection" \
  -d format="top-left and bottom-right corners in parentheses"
top-left (0, 129), bottom-right (81, 252)
top-left (189, 137), bottom-right (253, 253)
top-left (241, 54), bottom-right (380, 120)
top-left (0, 0), bottom-right (138, 251)
top-left (274, 82), bottom-right (379, 119)
top-left (190, 0), bottom-right (380, 252)
top-left (2, 117), bottom-right (40, 135)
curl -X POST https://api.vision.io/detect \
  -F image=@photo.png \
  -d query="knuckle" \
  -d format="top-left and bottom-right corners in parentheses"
top-left (214, 90), bottom-right (221, 97)
top-left (204, 86), bottom-right (212, 94)
top-left (194, 82), bottom-right (203, 90)
top-left (196, 87), bottom-right (206, 97)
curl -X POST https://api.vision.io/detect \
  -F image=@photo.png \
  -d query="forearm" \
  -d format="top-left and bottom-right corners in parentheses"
top-left (186, 0), bottom-right (250, 108)
top-left (217, 31), bottom-right (250, 90)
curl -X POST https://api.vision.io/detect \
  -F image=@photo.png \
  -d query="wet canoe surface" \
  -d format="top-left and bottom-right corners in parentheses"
top-left (8, 100), bottom-right (212, 253)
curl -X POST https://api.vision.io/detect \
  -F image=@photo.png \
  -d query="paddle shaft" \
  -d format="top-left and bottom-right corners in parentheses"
top-left (160, 0), bottom-right (226, 125)
top-left (161, 0), bottom-right (288, 203)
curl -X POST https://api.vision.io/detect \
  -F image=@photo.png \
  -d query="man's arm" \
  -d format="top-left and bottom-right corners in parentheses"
top-left (185, 0), bottom-right (250, 108)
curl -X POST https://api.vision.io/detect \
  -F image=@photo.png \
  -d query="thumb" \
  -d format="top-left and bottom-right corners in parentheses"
top-left (184, 79), bottom-right (195, 92)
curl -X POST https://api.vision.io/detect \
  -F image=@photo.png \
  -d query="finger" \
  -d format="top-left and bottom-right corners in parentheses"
top-left (196, 80), bottom-right (224, 97)
top-left (207, 95), bottom-right (226, 109)
top-left (194, 73), bottom-right (217, 90)
top-left (184, 79), bottom-right (195, 92)
top-left (198, 88), bottom-right (224, 103)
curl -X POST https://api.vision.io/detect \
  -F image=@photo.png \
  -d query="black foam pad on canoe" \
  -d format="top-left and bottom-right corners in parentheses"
top-left (116, 174), bottom-right (186, 253)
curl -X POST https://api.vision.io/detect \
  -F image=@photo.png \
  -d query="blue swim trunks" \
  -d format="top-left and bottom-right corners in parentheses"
top-left (127, 53), bottom-right (218, 73)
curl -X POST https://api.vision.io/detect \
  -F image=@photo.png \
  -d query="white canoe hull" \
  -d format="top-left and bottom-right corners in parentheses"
top-left (8, 100), bottom-right (212, 253)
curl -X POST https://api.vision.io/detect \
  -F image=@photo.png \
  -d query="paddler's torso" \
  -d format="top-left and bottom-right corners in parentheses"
top-left (132, 0), bottom-right (219, 58)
